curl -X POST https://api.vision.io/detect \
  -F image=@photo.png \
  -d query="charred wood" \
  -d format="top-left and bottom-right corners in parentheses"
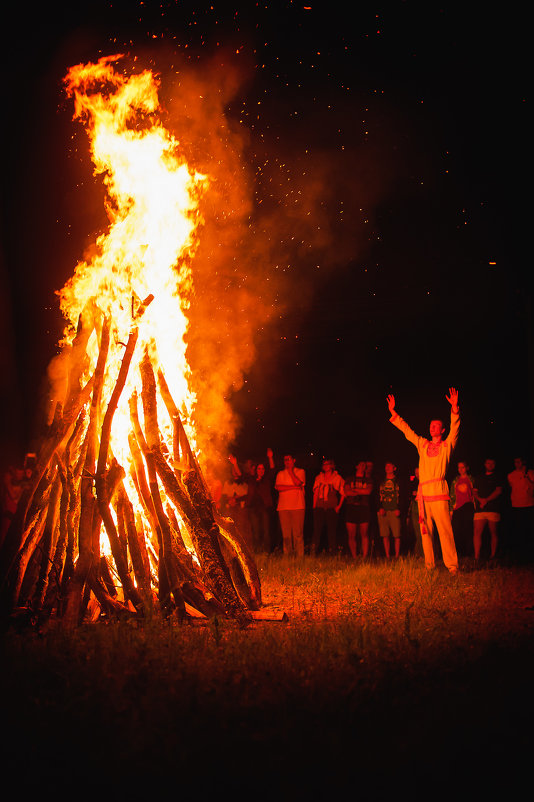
top-left (214, 512), bottom-right (262, 611)
top-left (140, 351), bottom-right (185, 619)
top-left (61, 321), bottom-right (110, 630)
top-left (117, 487), bottom-right (154, 612)
top-left (99, 556), bottom-right (118, 598)
top-left (33, 473), bottom-right (62, 612)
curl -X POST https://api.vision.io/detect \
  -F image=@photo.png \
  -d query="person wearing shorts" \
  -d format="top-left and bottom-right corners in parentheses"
top-left (473, 459), bottom-right (503, 563)
top-left (378, 462), bottom-right (401, 558)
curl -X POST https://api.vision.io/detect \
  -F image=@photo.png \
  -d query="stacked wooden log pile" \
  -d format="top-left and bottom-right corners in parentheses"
top-left (0, 299), bottom-right (261, 630)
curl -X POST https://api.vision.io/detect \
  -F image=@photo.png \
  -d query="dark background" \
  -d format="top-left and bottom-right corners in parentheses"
top-left (0, 1), bottom-right (530, 484)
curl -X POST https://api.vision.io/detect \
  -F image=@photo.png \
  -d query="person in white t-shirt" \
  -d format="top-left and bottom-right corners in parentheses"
top-left (275, 454), bottom-right (306, 556)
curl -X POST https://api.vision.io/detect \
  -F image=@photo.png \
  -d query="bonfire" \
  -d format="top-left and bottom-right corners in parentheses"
top-left (0, 56), bottom-right (261, 629)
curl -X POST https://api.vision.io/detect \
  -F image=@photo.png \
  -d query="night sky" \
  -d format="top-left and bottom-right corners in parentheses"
top-left (0, 1), bottom-right (530, 483)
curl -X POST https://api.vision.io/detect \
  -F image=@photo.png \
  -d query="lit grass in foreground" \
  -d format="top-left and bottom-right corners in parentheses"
top-left (3, 555), bottom-right (532, 683)
top-left (1, 556), bottom-right (532, 797)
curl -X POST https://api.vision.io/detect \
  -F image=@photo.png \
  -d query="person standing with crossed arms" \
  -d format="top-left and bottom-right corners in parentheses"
top-left (387, 388), bottom-right (460, 575)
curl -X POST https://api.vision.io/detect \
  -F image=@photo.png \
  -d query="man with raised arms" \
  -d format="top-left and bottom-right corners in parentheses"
top-left (387, 388), bottom-right (460, 575)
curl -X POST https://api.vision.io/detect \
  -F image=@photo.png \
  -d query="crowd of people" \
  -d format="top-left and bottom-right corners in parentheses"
top-left (207, 448), bottom-right (533, 568)
top-left (207, 390), bottom-right (534, 569)
top-left (2, 390), bottom-right (533, 570)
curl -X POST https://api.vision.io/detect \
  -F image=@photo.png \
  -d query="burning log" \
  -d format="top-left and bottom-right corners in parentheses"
top-left (215, 513), bottom-right (262, 612)
top-left (157, 366), bottom-right (261, 610)
top-left (6, 504), bottom-right (49, 616)
top-left (116, 488), bottom-right (154, 611)
top-left (33, 471), bottom-right (62, 612)
top-left (93, 298), bottom-right (153, 615)
top-left (157, 368), bottom-right (208, 493)
top-left (60, 318), bottom-right (110, 630)
top-left (0, 378), bottom-right (94, 625)
top-left (139, 351), bottom-right (250, 625)
top-left (132, 362), bottom-right (182, 617)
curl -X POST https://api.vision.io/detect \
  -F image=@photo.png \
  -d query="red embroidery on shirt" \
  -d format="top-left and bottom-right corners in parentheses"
top-left (427, 442), bottom-right (442, 457)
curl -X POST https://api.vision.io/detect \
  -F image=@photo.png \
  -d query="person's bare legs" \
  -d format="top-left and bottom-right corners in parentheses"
top-left (488, 520), bottom-right (499, 559)
top-left (360, 523), bottom-right (370, 558)
top-left (473, 518), bottom-right (486, 561)
top-left (346, 523), bottom-right (357, 558)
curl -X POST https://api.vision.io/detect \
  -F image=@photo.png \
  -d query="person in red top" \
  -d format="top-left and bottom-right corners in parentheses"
top-left (450, 461), bottom-right (475, 558)
top-left (311, 459), bottom-right (345, 555)
top-left (507, 457), bottom-right (534, 564)
top-left (508, 457), bottom-right (534, 507)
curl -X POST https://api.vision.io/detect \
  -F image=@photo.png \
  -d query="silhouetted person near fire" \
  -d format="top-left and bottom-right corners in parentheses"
top-left (507, 456), bottom-right (534, 564)
top-left (242, 448), bottom-right (276, 553)
top-left (365, 460), bottom-right (380, 557)
top-left (1, 464), bottom-right (24, 548)
top-left (387, 388), bottom-right (460, 575)
top-left (473, 458), bottom-right (502, 565)
top-left (275, 453), bottom-right (306, 557)
top-left (311, 458), bottom-right (345, 555)
top-left (344, 461), bottom-right (373, 559)
top-left (229, 456), bottom-right (259, 549)
top-left (377, 462), bottom-right (401, 558)
top-left (450, 461), bottom-right (475, 558)
top-left (222, 457), bottom-right (251, 546)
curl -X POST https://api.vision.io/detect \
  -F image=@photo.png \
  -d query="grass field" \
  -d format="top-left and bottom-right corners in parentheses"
top-left (1, 555), bottom-right (533, 799)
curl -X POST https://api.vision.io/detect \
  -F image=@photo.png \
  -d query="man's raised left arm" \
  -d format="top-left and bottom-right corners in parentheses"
top-left (446, 387), bottom-right (460, 448)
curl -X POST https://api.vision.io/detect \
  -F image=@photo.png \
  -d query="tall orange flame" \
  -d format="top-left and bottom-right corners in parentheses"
top-left (56, 55), bottom-right (207, 558)
top-left (60, 56), bottom-right (205, 451)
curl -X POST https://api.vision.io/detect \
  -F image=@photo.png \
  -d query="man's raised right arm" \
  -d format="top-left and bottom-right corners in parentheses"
top-left (387, 393), bottom-right (421, 448)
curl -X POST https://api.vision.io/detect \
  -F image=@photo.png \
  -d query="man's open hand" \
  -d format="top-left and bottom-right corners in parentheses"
top-left (446, 387), bottom-right (459, 413)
